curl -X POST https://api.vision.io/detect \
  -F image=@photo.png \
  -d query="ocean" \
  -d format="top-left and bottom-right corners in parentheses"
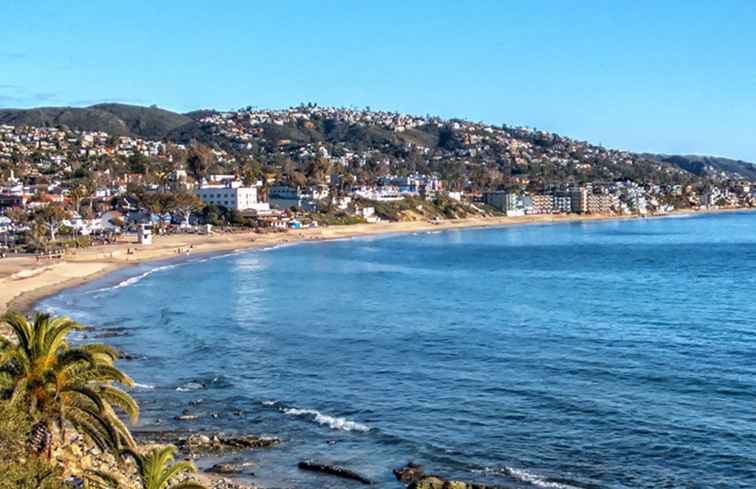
top-left (39, 212), bottom-right (756, 489)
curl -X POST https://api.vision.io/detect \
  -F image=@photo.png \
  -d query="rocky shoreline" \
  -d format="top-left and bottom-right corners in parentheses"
top-left (128, 431), bottom-right (516, 489)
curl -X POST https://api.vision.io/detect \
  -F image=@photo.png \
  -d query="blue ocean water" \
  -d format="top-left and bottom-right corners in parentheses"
top-left (39, 213), bottom-right (756, 489)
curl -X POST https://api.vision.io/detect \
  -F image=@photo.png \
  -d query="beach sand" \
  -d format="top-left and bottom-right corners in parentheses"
top-left (0, 208), bottom-right (742, 315)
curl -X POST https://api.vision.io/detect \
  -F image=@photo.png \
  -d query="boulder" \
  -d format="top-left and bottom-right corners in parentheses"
top-left (394, 462), bottom-right (425, 482)
top-left (298, 460), bottom-right (372, 484)
top-left (444, 482), bottom-right (468, 489)
top-left (206, 461), bottom-right (255, 474)
top-left (410, 476), bottom-right (446, 489)
top-left (179, 433), bottom-right (278, 452)
top-left (395, 462), bottom-right (511, 489)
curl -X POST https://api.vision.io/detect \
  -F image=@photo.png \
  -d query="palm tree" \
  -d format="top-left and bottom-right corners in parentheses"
top-left (0, 312), bottom-right (139, 458)
top-left (121, 446), bottom-right (207, 489)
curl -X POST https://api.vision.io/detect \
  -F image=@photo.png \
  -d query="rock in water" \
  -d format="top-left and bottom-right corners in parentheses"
top-left (206, 461), bottom-right (255, 474)
top-left (298, 460), bottom-right (372, 484)
top-left (394, 464), bottom-right (511, 489)
top-left (410, 476), bottom-right (446, 489)
top-left (394, 462), bottom-right (425, 482)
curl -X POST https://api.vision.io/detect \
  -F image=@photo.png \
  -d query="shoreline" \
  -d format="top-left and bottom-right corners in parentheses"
top-left (2, 206), bottom-right (752, 315)
top-left (4, 206), bottom-right (754, 489)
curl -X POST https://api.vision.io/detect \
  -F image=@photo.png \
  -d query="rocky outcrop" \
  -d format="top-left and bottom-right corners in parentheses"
top-left (207, 461), bottom-right (256, 475)
top-left (208, 478), bottom-right (257, 489)
top-left (394, 462), bottom-right (426, 482)
top-left (136, 431), bottom-right (279, 454)
top-left (52, 429), bottom-right (206, 489)
top-left (183, 433), bottom-right (280, 452)
top-left (394, 463), bottom-right (511, 489)
top-left (298, 460), bottom-right (372, 484)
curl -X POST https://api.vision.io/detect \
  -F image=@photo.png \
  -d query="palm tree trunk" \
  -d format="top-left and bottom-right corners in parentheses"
top-left (30, 420), bottom-right (52, 460)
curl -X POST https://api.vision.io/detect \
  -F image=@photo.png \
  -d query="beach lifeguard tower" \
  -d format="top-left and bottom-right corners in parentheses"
top-left (138, 224), bottom-right (152, 245)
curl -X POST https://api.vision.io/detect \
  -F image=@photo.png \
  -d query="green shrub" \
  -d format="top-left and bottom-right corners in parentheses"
top-left (0, 400), bottom-right (63, 489)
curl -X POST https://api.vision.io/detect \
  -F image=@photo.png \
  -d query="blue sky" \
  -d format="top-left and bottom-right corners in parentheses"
top-left (1, 1), bottom-right (755, 160)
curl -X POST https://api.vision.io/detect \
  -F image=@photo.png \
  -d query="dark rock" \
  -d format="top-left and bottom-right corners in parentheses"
top-left (394, 463), bottom-right (425, 483)
top-left (117, 351), bottom-right (138, 360)
top-left (208, 478), bottom-right (257, 489)
top-left (298, 460), bottom-right (372, 485)
top-left (182, 433), bottom-right (279, 452)
top-left (90, 327), bottom-right (132, 338)
top-left (135, 430), bottom-right (279, 454)
top-left (408, 476), bottom-right (446, 489)
top-left (222, 434), bottom-right (279, 449)
top-left (395, 464), bottom-right (510, 489)
top-left (206, 461), bottom-right (255, 474)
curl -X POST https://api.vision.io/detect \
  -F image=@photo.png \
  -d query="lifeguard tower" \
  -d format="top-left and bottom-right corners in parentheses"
top-left (138, 224), bottom-right (152, 245)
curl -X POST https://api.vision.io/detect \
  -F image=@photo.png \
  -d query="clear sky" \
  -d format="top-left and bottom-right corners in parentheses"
top-left (1, 1), bottom-right (755, 160)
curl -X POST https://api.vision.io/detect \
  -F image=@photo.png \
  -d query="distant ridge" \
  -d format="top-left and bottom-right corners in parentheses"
top-left (0, 103), bottom-right (193, 139)
top-left (642, 153), bottom-right (756, 180)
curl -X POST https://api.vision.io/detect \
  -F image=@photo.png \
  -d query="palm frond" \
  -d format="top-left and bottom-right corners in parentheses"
top-left (83, 469), bottom-right (123, 489)
top-left (157, 460), bottom-right (198, 489)
top-left (2, 312), bottom-right (32, 356)
top-left (99, 385), bottom-right (139, 422)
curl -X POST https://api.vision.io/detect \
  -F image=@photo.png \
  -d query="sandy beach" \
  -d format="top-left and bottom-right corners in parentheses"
top-left (0, 208), bottom-right (746, 315)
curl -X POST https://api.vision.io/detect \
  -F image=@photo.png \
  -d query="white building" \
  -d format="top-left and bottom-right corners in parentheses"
top-left (196, 181), bottom-right (270, 212)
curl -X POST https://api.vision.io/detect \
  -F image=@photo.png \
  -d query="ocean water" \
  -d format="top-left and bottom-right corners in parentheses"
top-left (39, 212), bottom-right (756, 489)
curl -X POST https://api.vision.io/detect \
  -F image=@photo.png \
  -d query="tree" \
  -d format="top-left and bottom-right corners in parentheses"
top-left (127, 154), bottom-right (149, 175)
top-left (69, 183), bottom-right (93, 213)
top-left (6, 206), bottom-right (28, 226)
top-left (120, 445), bottom-right (206, 489)
top-left (33, 204), bottom-right (70, 242)
top-left (305, 157), bottom-right (332, 185)
top-left (171, 192), bottom-right (203, 227)
top-left (0, 312), bottom-right (139, 458)
top-left (186, 143), bottom-right (214, 184)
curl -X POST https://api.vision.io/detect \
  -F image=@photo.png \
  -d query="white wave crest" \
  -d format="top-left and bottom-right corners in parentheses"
top-left (175, 381), bottom-right (205, 392)
top-left (261, 400), bottom-right (278, 406)
top-left (475, 467), bottom-right (582, 489)
top-left (283, 408), bottom-right (369, 432)
top-left (92, 264), bottom-right (178, 293)
top-left (132, 382), bottom-right (155, 390)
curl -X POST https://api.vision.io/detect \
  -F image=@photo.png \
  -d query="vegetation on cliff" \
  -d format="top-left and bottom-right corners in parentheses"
top-left (0, 312), bottom-right (207, 489)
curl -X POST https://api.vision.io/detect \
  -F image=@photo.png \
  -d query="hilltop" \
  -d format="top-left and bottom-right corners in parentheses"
top-left (1, 103), bottom-right (755, 184)
top-left (0, 103), bottom-right (193, 139)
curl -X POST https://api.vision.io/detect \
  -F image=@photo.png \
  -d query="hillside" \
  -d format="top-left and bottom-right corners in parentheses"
top-left (1, 103), bottom-right (754, 182)
top-left (0, 103), bottom-right (192, 139)
top-left (643, 153), bottom-right (756, 180)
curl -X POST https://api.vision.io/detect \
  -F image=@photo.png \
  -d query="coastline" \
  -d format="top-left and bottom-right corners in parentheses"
top-left (1, 206), bottom-right (751, 315)
top-left (4, 206), bottom-right (754, 489)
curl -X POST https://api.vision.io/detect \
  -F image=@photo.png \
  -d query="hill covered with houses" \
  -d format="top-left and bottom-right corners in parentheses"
top-left (1, 102), bottom-right (755, 251)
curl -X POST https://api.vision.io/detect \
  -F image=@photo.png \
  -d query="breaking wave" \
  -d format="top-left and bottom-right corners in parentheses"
top-left (283, 407), bottom-right (370, 432)
top-left (91, 264), bottom-right (179, 293)
top-left (474, 467), bottom-right (584, 489)
top-left (175, 381), bottom-right (206, 392)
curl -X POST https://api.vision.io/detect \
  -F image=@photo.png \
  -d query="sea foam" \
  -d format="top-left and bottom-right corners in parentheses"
top-left (283, 407), bottom-right (369, 432)
top-left (476, 467), bottom-right (583, 489)
top-left (92, 264), bottom-right (178, 293)
top-left (507, 468), bottom-right (583, 489)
